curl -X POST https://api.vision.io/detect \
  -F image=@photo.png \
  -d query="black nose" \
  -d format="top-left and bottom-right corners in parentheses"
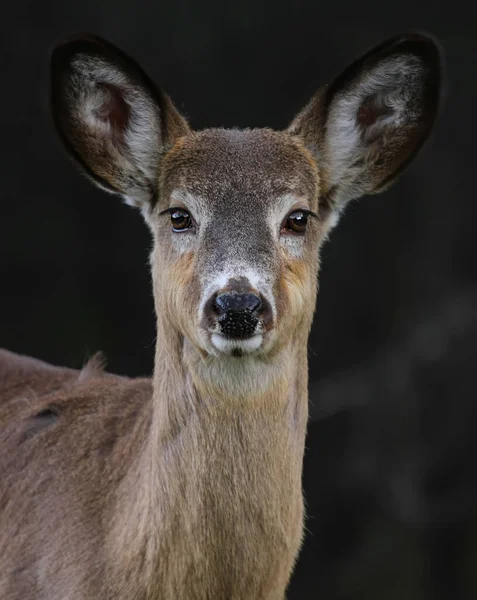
top-left (215, 293), bottom-right (262, 315)
top-left (212, 292), bottom-right (262, 339)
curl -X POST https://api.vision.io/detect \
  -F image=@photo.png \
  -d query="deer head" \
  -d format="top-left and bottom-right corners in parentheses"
top-left (51, 34), bottom-right (441, 394)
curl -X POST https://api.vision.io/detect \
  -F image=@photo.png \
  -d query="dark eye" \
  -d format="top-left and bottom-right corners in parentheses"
top-left (170, 208), bottom-right (193, 232)
top-left (282, 210), bottom-right (309, 235)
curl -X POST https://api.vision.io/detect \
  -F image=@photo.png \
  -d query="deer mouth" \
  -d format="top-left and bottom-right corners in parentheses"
top-left (210, 332), bottom-right (263, 355)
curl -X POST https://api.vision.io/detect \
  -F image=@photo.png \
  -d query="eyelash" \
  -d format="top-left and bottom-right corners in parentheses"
top-left (159, 207), bottom-right (196, 232)
top-left (280, 209), bottom-right (318, 235)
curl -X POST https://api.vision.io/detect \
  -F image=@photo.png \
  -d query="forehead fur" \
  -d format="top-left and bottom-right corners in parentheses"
top-left (159, 128), bottom-right (320, 206)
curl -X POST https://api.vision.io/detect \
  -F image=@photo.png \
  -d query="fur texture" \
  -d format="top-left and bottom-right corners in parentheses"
top-left (0, 32), bottom-right (441, 599)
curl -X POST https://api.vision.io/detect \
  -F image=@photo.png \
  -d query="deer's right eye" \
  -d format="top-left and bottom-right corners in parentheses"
top-left (170, 208), bottom-right (194, 232)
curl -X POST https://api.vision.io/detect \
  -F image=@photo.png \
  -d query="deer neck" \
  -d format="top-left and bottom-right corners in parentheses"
top-left (149, 315), bottom-right (310, 486)
top-left (153, 329), bottom-right (308, 432)
top-left (111, 310), bottom-right (310, 597)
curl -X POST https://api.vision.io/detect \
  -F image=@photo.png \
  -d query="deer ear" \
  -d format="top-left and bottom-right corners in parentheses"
top-left (51, 34), bottom-right (190, 209)
top-left (288, 33), bottom-right (442, 217)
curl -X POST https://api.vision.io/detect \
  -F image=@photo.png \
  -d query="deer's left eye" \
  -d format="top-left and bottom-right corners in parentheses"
top-left (282, 210), bottom-right (309, 235)
top-left (170, 209), bottom-right (193, 232)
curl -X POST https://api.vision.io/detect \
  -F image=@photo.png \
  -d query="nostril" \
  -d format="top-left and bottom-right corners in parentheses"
top-left (245, 294), bottom-right (262, 314)
top-left (214, 294), bottom-right (230, 315)
top-left (215, 293), bottom-right (262, 315)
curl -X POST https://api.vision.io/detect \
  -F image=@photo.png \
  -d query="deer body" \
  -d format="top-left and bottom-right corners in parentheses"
top-left (0, 346), bottom-right (305, 599)
top-left (0, 34), bottom-right (440, 599)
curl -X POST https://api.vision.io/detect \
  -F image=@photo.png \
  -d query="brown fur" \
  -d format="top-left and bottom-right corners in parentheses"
top-left (0, 33), bottom-right (441, 599)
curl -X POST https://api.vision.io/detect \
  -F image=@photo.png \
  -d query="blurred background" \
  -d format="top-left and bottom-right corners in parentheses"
top-left (1, 1), bottom-right (476, 598)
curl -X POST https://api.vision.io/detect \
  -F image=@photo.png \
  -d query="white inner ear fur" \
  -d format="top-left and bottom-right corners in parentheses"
top-left (71, 55), bottom-right (162, 208)
top-left (326, 55), bottom-right (423, 206)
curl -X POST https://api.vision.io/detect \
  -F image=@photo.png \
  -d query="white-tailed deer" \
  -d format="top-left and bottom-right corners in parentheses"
top-left (0, 33), bottom-right (441, 599)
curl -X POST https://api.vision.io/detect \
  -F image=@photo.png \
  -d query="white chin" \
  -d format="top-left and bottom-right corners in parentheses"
top-left (211, 333), bottom-right (263, 354)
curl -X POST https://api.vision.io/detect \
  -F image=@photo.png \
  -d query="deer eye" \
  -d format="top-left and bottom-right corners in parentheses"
top-left (282, 210), bottom-right (309, 235)
top-left (170, 208), bottom-right (193, 232)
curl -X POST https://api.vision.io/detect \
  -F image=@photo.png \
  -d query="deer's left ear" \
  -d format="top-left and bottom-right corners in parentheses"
top-left (288, 33), bottom-right (442, 216)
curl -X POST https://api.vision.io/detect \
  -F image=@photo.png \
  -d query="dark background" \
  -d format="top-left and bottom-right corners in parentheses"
top-left (1, 1), bottom-right (476, 598)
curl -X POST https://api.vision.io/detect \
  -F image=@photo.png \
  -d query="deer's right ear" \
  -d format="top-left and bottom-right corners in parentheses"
top-left (51, 34), bottom-right (190, 209)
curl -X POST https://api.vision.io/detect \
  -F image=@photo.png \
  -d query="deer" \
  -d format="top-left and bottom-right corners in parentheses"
top-left (0, 32), bottom-right (441, 599)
